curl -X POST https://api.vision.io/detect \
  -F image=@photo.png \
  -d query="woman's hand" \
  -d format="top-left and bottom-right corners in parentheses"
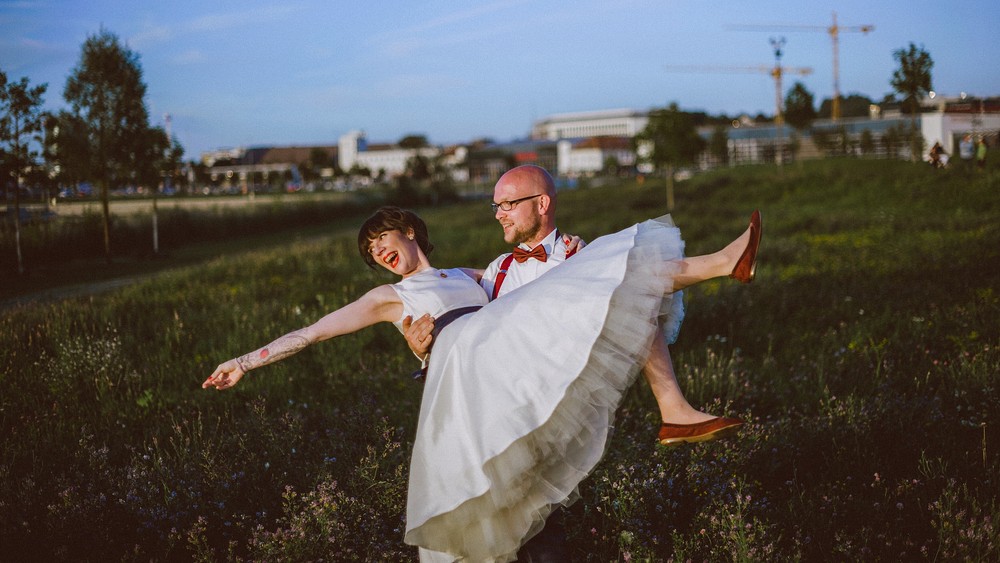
top-left (202, 360), bottom-right (246, 390)
top-left (564, 234), bottom-right (586, 256)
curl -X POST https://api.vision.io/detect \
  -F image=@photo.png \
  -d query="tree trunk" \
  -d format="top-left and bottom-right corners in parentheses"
top-left (152, 185), bottom-right (159, 255)
top-left (665, 165), bottom-right (675, 212)
top-left (14, 179), bottom-right (24, 275)
top-left (101, 178), bottom-right (112, 264)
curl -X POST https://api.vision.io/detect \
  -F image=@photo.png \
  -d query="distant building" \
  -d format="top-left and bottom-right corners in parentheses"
top-left (201, 95), bottom-right (999, 189)
top-left (338, 130), bottom-right (439, 177)
top-left (466, 140), bottom-right (558, 184)
top-left (917, 95), bottom-right (1000, 156)
top-left (691, 95), bottom-right (1000, 167)
top-left (531, 108), bottom-right (648, 140)
top-left (557, 136), bottom-right (635, 176)
top-left (201, 146), bottom-right (308, 191)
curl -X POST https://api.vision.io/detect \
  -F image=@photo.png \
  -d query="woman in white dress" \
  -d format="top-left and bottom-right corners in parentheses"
top-left (203, 205), bottom-right (761, 562)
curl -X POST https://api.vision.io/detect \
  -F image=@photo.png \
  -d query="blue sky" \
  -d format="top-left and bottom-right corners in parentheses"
top-left (3, 0), bottom-right (998, 159)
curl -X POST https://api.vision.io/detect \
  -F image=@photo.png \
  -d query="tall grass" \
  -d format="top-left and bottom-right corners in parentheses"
top-left (1, 159), bottom-right (997, 561)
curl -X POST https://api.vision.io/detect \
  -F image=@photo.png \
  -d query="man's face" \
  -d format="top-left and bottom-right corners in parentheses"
top-left (493, 179), bottom-right (544, 245)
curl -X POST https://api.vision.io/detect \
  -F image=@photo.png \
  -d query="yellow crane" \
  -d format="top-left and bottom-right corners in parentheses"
top-left (663, 40), bottom-right (812, 126)
top-left (665, 38), bottom-right (812, 166)
top-left (730, 11), bottom-right (874, 121)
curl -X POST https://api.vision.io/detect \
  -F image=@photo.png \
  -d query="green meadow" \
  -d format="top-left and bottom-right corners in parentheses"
top-left (1, 159), bottom-right (998, 561)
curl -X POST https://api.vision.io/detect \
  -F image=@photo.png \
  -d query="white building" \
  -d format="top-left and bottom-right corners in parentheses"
top-left (531, 109), bottom-right (648, 140)
top-left (918, 102), bottom-right (1000, 156)
top-left (557, 137), bottom-right (635, 176)
top-left (338, 130), bottom-right (439, 177)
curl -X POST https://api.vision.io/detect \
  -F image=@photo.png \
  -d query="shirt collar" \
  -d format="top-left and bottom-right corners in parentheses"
top-left (518, 227), bottom-right (560, 255)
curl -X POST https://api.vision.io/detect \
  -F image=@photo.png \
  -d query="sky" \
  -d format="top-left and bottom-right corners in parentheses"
top-left (3, 0), bottom-right (998, 159)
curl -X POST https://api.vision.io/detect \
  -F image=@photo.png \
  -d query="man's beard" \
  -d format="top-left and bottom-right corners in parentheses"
top-left (504, 214), bottom-right (543, 245)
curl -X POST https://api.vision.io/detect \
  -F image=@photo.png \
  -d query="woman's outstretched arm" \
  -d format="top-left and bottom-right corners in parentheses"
top-left (202, 285), bottom-right (403, 390)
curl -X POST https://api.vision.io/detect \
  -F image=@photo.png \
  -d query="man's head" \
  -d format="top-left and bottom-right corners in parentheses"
top-left (492, 165), bottom-right (557, 246)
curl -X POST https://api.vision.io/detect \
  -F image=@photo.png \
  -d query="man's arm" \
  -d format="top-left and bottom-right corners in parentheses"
top-left (403, 314), bottom-right (435, 358)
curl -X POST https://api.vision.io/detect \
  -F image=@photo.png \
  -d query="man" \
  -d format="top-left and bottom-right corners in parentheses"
top-left (404, 164), bottom-right (745, 561)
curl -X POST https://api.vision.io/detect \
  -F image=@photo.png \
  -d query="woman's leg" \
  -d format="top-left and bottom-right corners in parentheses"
top-left (643, 327), bottom-right (715, 425)
top-left (645, 327), bottom-right (744, 446)
top-left (670, 211), bottom-right (761, 292)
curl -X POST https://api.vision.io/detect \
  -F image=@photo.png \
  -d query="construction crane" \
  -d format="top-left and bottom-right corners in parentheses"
top-left (664, 38), bottom-right (811, 166)
top-left (663, 42), bottom-right (812, 126)
top-left (729, 11), bottom-right (874, 121)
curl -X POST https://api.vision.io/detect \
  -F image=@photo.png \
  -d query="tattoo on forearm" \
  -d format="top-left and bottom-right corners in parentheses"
top-left (235, 332), bottom-right (310, 372)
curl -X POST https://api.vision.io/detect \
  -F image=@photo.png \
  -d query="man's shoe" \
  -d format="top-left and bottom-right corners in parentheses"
top-left (729, 210), bottom-right (761, 283)
top-left (658, 416), bottom-right (744, 446)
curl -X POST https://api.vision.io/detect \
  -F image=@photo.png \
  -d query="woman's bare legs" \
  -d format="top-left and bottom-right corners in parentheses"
top-left (670, 221), bottom-right (755, 292)
top-left (643, 327), bottom-right (715, 425)
top-left (647, 212), bottom-right (760, 444)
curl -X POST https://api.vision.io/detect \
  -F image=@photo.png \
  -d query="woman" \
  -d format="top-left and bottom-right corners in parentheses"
top-left (203, 206), bottom-right (761, 561)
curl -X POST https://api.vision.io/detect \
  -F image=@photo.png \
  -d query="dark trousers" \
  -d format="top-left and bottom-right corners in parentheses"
top-left (515, 510), bottom-right (570, 562)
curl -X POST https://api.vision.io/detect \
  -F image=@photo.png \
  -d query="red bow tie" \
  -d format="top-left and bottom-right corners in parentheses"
top-left (512, 245), bottom-right (547, 263)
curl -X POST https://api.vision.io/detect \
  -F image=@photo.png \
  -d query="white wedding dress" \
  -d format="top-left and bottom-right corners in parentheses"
top-left (392, 217), bottom-right (685, 562)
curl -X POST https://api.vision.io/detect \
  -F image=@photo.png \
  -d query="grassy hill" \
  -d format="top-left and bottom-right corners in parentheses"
top-left (1, 159), bottom-right (997, 560)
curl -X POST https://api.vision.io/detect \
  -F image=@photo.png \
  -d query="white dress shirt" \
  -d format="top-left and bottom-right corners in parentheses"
top-left (480, 228), bottom-right (569, 300)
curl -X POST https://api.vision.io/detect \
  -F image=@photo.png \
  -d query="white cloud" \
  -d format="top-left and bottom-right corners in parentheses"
top-left (128, 3), bottom-right (305, 48)
top-left (171, 49), bottom-right (206, 65)
top-left (130, 24), bottom-right (173, 47)
top-left (185, 4), bottom-right (302, 34)
top-left (371, 0), bottom-right (530, 57)
top-left (373, 72), bottom-right (465, 99)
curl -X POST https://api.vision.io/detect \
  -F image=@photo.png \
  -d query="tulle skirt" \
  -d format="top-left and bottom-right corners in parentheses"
top-left (405, 216), bottom-right (685, 562)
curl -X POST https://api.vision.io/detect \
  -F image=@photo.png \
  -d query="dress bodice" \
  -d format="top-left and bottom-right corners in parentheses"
top-left (390, 268), bottom-right (490, 333)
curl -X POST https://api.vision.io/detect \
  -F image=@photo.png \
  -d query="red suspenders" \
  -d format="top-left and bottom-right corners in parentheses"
top-left (491, 254), bottom-right (516, 301)
top-left (491, 233), bottom-right (577, 301)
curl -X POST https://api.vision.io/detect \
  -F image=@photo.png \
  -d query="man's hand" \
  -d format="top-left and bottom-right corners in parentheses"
top-left (563, 234), bottom-right (586, 256)
top-left (403, 314), bottom-right (436, 358)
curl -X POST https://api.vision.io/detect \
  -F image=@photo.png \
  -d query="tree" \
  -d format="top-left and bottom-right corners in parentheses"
top-left (891, 43), bottom-right (933, 161)
top-left (132, 125), bottom-right (169, 255)
top-left (0, 70), bottom-right (48, 275)
top-left (309, 147), bottom-right (332, 172)
top-left (163, 136), bottom-right (185, 193)
top-left (405, 153), bottom-right (431, 181)
top-left (398, 134), bottom-right (429, 149)
top-left (882, 124), bottom-right (905, 160)
top-left (819, 94), bottom-right (874, 119)
top-left (602, 155), bottom-right (621, 176)
top-left (708, 126), bottom-right (729, 166)
top-left (784, 82), bottom-right (817, 131)
top-left (62, 28), bottom-right (155, 262)
top-left (859, 129), bottom-right (876, 156)
top-left (635, 103), bottom-right (705, 211)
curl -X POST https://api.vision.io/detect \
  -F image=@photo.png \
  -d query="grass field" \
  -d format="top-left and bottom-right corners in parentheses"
top-left (1, 158), bottom-right (998, 561)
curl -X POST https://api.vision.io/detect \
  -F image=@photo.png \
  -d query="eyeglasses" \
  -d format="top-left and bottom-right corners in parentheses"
top-left (491, 194), bottom-right (542, 213)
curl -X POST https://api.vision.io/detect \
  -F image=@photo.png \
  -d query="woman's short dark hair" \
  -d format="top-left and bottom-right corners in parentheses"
top-left (357, 206), bottom-right (434, 269)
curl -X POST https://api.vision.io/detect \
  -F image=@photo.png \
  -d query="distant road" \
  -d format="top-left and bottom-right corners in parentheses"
top-left (26, 192), bottom-right (356, 217)
top-left (0, 274), bottom-right (160, 312)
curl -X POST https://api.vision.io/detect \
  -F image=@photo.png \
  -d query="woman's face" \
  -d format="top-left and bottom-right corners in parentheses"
top-left (367, 228), bottom-right (422, 276)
